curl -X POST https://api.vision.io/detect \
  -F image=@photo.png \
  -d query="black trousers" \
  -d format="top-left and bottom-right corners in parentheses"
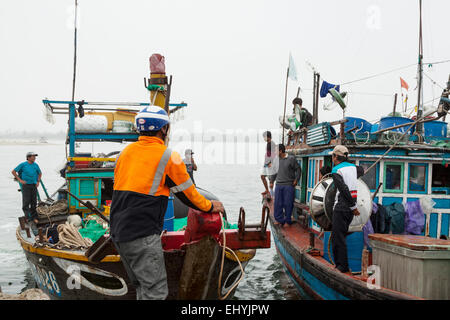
top-left (331, 208), bottom-right (353, 272)
top-left (22, 184), bottom-right (37, 221)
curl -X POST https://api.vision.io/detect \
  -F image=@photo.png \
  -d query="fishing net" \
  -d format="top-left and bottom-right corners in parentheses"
top-left (43, 102), bottom-right (56, 124)
top-left (79, 219), bottom-right (108, 243)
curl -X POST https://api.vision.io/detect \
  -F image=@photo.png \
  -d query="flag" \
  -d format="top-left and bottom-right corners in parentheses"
top-left (288, 52), bottom-right (297, 81)
top-left (400, 77), bottom-right (409, 90)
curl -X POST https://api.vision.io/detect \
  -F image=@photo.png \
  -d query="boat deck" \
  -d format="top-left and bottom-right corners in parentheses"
top-left (265, 196), bottom-right (422, 299)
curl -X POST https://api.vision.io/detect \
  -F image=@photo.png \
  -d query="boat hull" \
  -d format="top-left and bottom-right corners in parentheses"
top-left (18, 229), bottom-right (250, 300)
top-left (268, 210), bottom-right (420, 300)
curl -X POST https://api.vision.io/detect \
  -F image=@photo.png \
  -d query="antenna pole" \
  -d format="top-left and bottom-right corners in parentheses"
top-left (313, 72), bottom-right (320, 124)
top-left (282, 67), bottom-right (289, 145)
top-left (416, 0), bottom-right (424, 134)
top-left (393, 93), bottom-right (398, 115)
top-left (71, 0), bottom-right (78, 101)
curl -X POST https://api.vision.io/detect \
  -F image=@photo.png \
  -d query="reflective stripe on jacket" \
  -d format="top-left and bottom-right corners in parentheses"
top-left (110, 136), bottom-right (212, 242)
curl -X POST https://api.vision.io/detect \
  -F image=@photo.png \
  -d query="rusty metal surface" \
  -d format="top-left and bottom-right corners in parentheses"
top-left (177, 236), bottom-right (220, 299)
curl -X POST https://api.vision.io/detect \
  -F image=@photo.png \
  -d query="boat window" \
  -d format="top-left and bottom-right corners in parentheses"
top-left (431, 164), bottom-right (450, 195)
top-left (359, 161), bottom-right (378, 191)
top-left (383, 162), bottom-right (404, 193)
top-left (408, 164), bottom-right (427, 193)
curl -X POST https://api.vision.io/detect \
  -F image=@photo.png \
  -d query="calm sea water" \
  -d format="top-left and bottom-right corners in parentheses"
top-left (0, 140), bottom-right (300, 299)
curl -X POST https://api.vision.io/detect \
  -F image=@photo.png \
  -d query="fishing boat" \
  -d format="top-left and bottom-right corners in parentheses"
top-left (15, 54), bottom-right (271, 300)
top-left (268, 1), bottom-right (450, 300)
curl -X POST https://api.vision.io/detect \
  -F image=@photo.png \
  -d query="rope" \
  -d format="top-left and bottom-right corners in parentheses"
top-left (340, 63), bottom-right (417, 86)
top-left (351, 123), bottom-right (371, 146)
top-left (425, 59), bottom-right (450, 66)
top-left (36, 200), bottom-right (68, 217)
top-left (217, 212), bottom-right (245, 300)
top-left (423, 72), bottom-right (445, 90)
top-left (36, 200), bottom-right (69, 224)
top-left (57, 222), bottom-right (93, 248)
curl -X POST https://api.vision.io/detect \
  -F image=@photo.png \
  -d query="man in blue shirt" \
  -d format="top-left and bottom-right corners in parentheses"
top-left (12, 152), bottom-right (42, 224)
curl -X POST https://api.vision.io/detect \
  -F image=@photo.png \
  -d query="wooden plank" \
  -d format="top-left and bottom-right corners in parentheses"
top-left (369, 234), bottom-right (450, 251)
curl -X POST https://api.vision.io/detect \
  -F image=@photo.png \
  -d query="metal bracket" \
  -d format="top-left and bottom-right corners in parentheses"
top-left (238, 206), bottom-right (269, 241)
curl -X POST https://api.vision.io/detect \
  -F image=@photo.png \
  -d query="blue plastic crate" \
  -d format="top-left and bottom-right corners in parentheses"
top-left (323, 231), bottom-right (364, 272)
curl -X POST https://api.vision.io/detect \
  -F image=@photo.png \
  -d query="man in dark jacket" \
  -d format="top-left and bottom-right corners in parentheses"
top-left (292, 97), bottom-right (313, 129)
top-left (330, 145), bottom-right (360, 273)
top-left (273, 144), bottom-right (301, 226)
top-left (111, 106), bottom-right (224, 300)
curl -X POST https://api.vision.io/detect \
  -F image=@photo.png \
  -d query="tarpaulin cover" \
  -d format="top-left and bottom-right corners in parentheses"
top-left (362, 219), bottom-right (374, 248)
top-left (370, 202), bottom-right (386, 234)
top-left (384, 203), bottom-right (405, 234)
top-left (150, 54), bottom-right (165, 74)
top-left (404, 200), bottom-right (426, 235)
top-left (320, 80), bottom-right (340, 98)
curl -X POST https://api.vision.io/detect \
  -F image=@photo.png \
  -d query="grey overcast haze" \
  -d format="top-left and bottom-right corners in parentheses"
top-left (0, 0), bottom-right (449, 138)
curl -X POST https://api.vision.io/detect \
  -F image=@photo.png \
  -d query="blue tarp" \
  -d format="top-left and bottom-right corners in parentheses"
top-left (320, 81), bottom-right (340, 98)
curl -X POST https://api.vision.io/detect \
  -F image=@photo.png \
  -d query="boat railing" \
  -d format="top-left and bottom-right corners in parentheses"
top-left (42, 99), bottom-right (188, 164)
top-left (287, 114), bottom-right (449, 150)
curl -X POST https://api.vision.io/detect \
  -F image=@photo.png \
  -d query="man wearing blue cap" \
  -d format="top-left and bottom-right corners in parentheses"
top-left (12, 152), bottom-right (42, 224)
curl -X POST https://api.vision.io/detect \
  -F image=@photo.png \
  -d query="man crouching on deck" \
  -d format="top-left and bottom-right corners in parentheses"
top-left (330, 145), bottom-right (360, 274)
top-left (110, 106), bottom-right (224, 300)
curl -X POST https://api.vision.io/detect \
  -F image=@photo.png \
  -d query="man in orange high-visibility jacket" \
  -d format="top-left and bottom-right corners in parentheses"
top-left (110, 106), bottom-right (224, 300)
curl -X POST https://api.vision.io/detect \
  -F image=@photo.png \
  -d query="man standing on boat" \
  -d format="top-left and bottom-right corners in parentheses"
top-left (183, 149), bottom-right (197, 185)
top-left (11, 152), bottom-right (41, 224)
top-left (110, 106), bottom-right (224, 300)
top-left (274, 144), bottom-right (301, 226)
top-left (261, 131), bottom-right (278, 198)
top-left (330, 145), bottom-right (360, 274)
top-left (292, 97), bottom-right (313, 129)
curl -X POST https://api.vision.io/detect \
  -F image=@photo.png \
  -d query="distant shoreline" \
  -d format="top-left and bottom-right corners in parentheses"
top-left (0, 139), bottom-right (64, 146)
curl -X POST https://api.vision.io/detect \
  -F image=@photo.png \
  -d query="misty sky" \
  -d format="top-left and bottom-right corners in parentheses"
top-left (1, 0), bottom-right (449, 141)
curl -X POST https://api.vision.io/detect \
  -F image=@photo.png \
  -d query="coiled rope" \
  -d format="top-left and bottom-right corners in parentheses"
top-left (36, 200), bottom-right (69, 224)
top-left (57, 222), bottom-right (93, 248)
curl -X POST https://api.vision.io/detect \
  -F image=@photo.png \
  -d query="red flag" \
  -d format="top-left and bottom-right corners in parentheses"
top-left (400, 77), bottom-right (409, 90)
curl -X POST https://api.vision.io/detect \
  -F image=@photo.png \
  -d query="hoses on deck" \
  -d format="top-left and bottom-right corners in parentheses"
top-left (217, 212), bottom-right (245, 300)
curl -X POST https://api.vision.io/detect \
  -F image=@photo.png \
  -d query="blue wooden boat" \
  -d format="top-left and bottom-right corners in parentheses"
top-left (270, 74), bottom-right (450, 299)
top-left (270, 0), bottom-right (450, 299)
top-left (266, 133), bottom-right (450, 299)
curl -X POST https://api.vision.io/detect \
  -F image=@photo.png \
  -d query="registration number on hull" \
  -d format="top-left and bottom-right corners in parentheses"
top-left (28, 261), bottom-right (61, 297)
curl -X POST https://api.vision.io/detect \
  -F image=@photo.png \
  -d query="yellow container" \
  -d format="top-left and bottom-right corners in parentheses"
top-left (103, 205), bottom-right (110, 216)
top-left (149, 74), bottom-right (167, 109)
top-left (113, 110), bottom-right (137, 122)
